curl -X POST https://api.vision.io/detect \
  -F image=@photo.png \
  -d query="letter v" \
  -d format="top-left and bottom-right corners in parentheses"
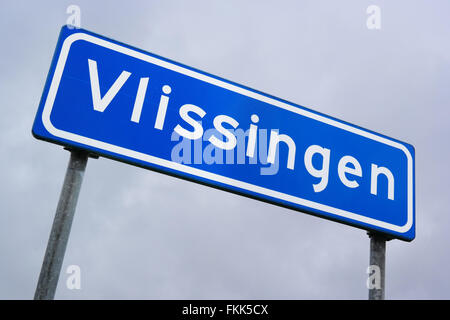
top-left (88, 59), bottom-right (131, 112)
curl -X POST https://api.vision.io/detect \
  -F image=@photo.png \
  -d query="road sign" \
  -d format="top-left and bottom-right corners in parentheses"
top-left (33, 26), bottom-right (415, 241)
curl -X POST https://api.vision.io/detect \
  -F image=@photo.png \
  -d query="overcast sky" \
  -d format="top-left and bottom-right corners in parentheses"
top-left (0, 0), bottom-right (449, 299)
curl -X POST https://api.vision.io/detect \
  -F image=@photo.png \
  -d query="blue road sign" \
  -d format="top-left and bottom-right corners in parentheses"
top-left (33, 26), bottom-right (415, 241)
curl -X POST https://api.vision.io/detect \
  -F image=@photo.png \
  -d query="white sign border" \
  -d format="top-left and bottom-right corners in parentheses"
top-left (41, 31), bottom-right (414, 234)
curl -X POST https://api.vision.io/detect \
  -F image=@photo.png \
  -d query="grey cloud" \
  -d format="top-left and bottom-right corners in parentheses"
top-left (0, 0), bottom-right (449, 299)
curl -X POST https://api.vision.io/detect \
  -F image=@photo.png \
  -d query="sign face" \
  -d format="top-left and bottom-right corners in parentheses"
top-left (33, 26), bottom-right (415, 241)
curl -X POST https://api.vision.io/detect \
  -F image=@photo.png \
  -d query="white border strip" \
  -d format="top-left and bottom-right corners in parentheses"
top-left (42, 32), bottom-right (414, 234)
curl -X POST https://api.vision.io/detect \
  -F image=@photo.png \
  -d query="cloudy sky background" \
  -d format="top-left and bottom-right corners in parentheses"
top-left (0, 0), bottom-right (449, 299)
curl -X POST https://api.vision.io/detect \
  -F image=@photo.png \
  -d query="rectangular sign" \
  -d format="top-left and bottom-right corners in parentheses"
top-left (33, 26), bottom-right (415, 241)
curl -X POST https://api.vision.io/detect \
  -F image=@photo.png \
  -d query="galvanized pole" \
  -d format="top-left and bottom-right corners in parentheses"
top-left (34, 150), bottom-right (88, 300)
top-left (368, 232), bottom-right (386, 300)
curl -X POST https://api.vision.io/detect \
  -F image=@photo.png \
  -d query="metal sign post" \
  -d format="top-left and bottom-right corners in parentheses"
top-left (368, 232), bottom-right (387, 300)
top-left (34, 150), bottom-right (88, 300)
